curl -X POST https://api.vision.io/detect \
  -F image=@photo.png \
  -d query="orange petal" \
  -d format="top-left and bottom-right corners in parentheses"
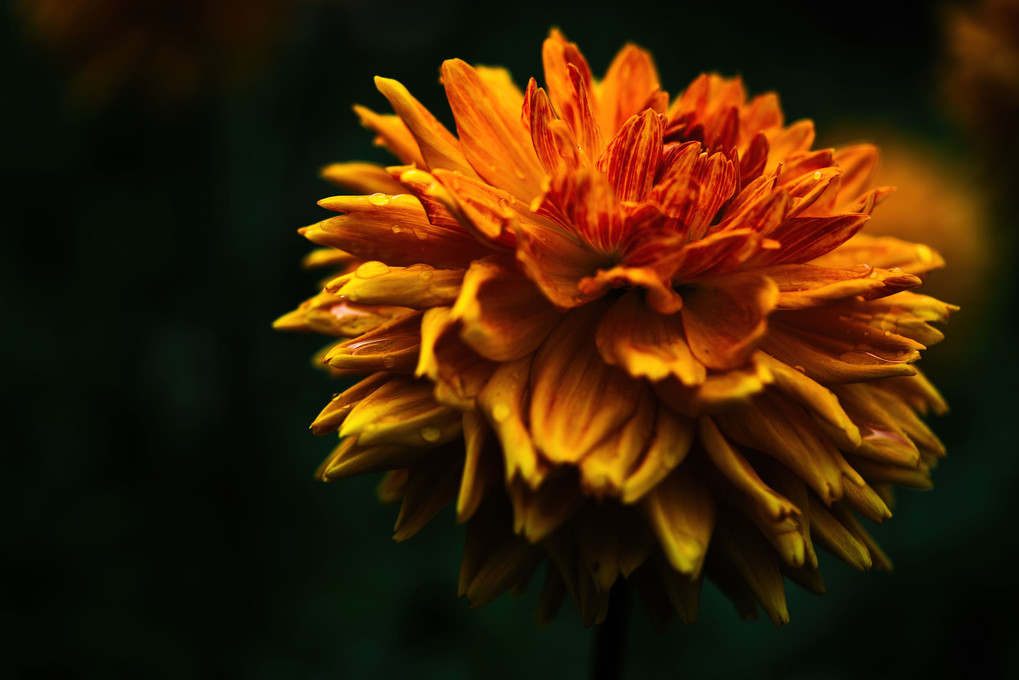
top-left (374, 76), bottom-right (478, 177)
top-left (764, 119), bottom-right (815, 171)
top-left (433, 168), bottom-right (524, 247)
top-left (529, 304), bottom-right (643, 465)
top-left (595, 109), bottom-right (663, 202)
top-left (320, 162), bottom-right (407, 195)
top-left (352, 104), bottom-right (424, 167)
top-left (811, 234), bottom-right (946, 276)
top-left (672, 229), bottom-right (764, 281)
top-left (339, 376), bottom-right (463, 448)
top-left (456, 410), bottom-right (499, 523)
top-left (762, 264), bottom-right (922, 309)
top-left (760, 324), bottom-right (918, 383)
top-left (273, 291), bottom-right (411, 337)
top-left (441, 59), bottom-right (544, 201)
top-left (595, 290), bottom-right (705, 384)
top-left (415, 307), bottom-right (498, 410)
top-left (833, 144), bottom-right (879, 210)
top-left (680, 272), bottom-right (778, 371)
top-left (310, 372), bottom-right (393, 436)
top-left (527, 80), bottom-right (582, 175)
top-left (325, 261), bottom-right (464, 308)
top-left (477, 355), bottom-right (541, 485)
top-left (514, 219), bottom-right (612, 309)
top-left (451, 257), bottom-right (562, 362)
top-left (580, 265), bottom-right (683, 315)
top-left (533, 166), bottom-right (625, 254)
top-left (739, 93), bottom-right (783, 143)
top-left (323, 311), bottom-right (422, 373)
top-left (312, 193), bottom-right (494, 268)
top-left (542, 35), bottom-right (604, 158)
top-left (746, 213), bottom-right (870, 266)
top-left (597, 44), bottom-right (661, 134)
top-left (653, 353), bottom-right (774, 416)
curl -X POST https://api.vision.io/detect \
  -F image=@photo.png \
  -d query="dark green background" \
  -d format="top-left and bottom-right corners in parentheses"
top-left (3, 0), bottom-right (1017, 677)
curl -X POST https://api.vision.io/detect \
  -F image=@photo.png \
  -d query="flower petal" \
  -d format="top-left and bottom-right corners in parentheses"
top-left (621, 407), bottom-right (696, 503)
top-left (595, 109), bottom-right (663, 202)
top-left (451, 257), bottom-right (562, 362)
top-left (763, 264), bottom-right (922, 309)
top-left (595, 291), bottom-right (705, 384)
top-left (597, 44), bottom-right (661, 134)
top-left (529, 304), bottom-right (643, 465)
top-left (323, 311), bottom-right (422, 373)
top-left (325, 262), bottom-right (464, 308)
top-left (340, 375), bottom-right (463, 448)
top-left (477, 355), bottom-right (541, 485)
top-left (416, 307), bottom-right (499, 410)
top-left (352, 105), bottom-right (424, 166)
top-left (643, 464), bottom-right (716, 576)
top-left (578, 384), bottom-right (657, 497)
top-left (681, 272), bottom-right (778, 371)
top-left (811, 234), bottom-right (946, 276)
top-left (441, 58), bottom-right (544, 200)
top-left (374, 76), bottom-right (478, 177)
top-left (320, 162), bottom-right (407, 194)
top-left (514, 219), bottom-right (612, 308)
top-left (312, 193), bottom-right (494, 268)
top-left (746, 213), bottom-right (870, 266)
top-left (833, 144), bottom-right (879, 209)
top-left (311, 372), bottom-right (392, 436)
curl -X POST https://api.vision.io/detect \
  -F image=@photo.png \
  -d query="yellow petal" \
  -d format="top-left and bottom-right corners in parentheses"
top-left (477, 355), bottom-right (541, 485)
top-left (456, 410), bottom-right (498, 523)
top-left (529, 304), bottom-right (643, 464)
top-left (374, 76), bottom-right (478, 177)
top-left (352, 105), bottom-right (424, 166)
top-left (310, 372), bottom-right (392, 436)
top-left (595, 291), bottom-right (705, 385)
top-left (340, 376), bottom-right (463, 447)
top-left (642, 464), bottom-right (716, 576)
top-left (325, 262), bottom-right (464, 309)
top-left (320, 162), bottom-right (407, 195)
top-left (713, 521), bottom-right (790, 627)
top-left (451, 257), bottom-right (562, 362)
top-left (621, 406), bottom-right (696, 503)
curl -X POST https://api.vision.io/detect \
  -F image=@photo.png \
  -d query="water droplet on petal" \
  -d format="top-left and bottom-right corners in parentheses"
top-left (812, 170), bottom-right (822, 180)
top-left (413, 228), bottom-right (429, 241)
top-left (418, 270), bottom-right (433, 281)
top-left (850, 264), bottom-right (873, 275)
top-left (793, 365), bottom-right (805, 373)
top-left (356, 261), bottom-right (390, 279)
top-left (391, 224), bottom-right (402, 234)
top-left (492, 403), bottom-right (512, 423)
top-left (420, 426), bottom-right (442, 442)
top-left (381, 356), bottom-right (396, 369)
top-left (884, 330), bottom-right (892, 336)
top-left (368, 193), bottom-right (390, 206)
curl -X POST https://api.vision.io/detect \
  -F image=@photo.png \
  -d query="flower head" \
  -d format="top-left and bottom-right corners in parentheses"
top-left (278, 30), bottom-right (956, 627)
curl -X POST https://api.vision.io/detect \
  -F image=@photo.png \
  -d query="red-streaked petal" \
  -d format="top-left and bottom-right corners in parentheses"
top-left (595, 109), bottom-right (664, 202)
top-left (534, 166), bottom-right (625, 254)
top-left (745, 213), bottom-right (870, 267)
top-left (441, 58), bottom-right (544, 201)
top-left (527, 80), bottom-right (582, 175)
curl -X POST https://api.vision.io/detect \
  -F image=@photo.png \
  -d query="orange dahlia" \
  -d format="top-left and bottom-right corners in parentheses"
top-left (277, 30), bottom-right (956, 627)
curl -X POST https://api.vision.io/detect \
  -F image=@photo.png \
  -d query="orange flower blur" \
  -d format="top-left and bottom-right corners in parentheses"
top-left (277, 30), bottom-right (956, 627)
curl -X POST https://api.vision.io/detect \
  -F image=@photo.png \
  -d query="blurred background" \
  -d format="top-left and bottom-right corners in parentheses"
top-left (3, 0), bottom-right (1018, 677)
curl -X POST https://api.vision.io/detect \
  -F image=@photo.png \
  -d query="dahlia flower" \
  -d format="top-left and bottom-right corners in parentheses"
top-left (277, 30), bottom-right (955, 627)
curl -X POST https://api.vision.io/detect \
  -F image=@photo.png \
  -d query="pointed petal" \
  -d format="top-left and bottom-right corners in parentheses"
top-left (621, 407), bottom-right (696, 503)
top-left (595, 109), bottom-right (663, 202)
top-left (374, 76), bottom-right (478, 176)
top-left (642, 464), bottom-right (716, 576)
top-left (393, 445), bottom-right (463, 541)
top-left (325, 262), bottom-right (464, 308)
top-left (353, 104), bottom-right (424, 166)
top-left (811, 234), bottom-right (947, 276)
top-left (457, 410), bottom-right (499, 523)
top-left (477, 355), bottom-right (541, 485)
top-left (320, 162), bottom-right (407, 194)
top-left (763, 263), bottom-right (921, 309)
top-left (311, 372), bottom-right (392, 436)
top-left (312, 193), bottom-right (494, 268)
top-left (441, 59), bottom-right (544, 200)
top-left (340, 376), bottom-right (463, 447)
top-left (597, 44), bottom-right (661, 133)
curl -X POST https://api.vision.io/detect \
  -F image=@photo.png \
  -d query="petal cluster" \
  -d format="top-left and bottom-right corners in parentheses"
top-left (278, 30), bottom-right (956, 627)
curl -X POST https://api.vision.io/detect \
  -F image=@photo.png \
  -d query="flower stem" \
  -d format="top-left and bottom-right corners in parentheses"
top-left (590, 581), bottom-right (629, 680)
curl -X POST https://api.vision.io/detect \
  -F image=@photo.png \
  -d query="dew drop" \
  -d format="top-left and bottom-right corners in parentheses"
top-left (381, 356), bottom-right (396, 369)
top-left (356, 261), bottom-right (390, 279)
top-left (793, 365), bottom-right (805, 373)
top-left (420, 426), bottom-right (442, 442)
top-left (849, 264), bottom-right (873, 275)
top-left (391, 224), bottom-right (402, 234)
top-left (812, 170), bottom-right (822, 180)
top-left (368, 193), bottom-right (390, 206)
top-left (884, 330), bottom-right (892, 336)
top-left (418, 269), bottom-right (433, 281)
top-left (492, 403), bottom-right (512, 423)
top-left (413, 228), bottom-right (429, 241)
